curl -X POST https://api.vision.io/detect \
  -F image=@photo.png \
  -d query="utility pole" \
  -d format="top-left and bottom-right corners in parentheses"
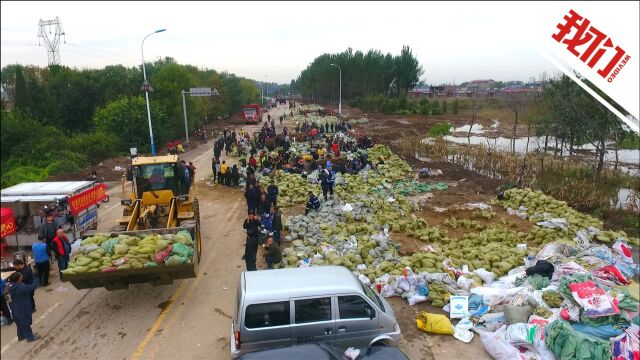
top-left (37, 17), bottom-right (66, 66)
top-left (181, 88), bottom-right (220, 144)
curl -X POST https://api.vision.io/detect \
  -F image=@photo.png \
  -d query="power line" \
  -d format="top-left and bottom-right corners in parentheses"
top-left (37, 16), bottom-right (66, 66)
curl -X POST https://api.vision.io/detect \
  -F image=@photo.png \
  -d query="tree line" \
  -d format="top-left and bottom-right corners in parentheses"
top-left (293, 46), bottom-right (423, 102)
top-left (0, 58), bottom-right (260, 187)
top-left (529, 74), bottom-right (638, 174)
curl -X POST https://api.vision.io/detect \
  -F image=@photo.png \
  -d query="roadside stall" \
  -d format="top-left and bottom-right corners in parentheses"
top-left (0, 181), bottom-right (107, 249)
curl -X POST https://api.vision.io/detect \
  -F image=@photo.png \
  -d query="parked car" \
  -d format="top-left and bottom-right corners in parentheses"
top-left (231, 266), bottom-right (400, 358)
top-left (238, 343), bottom-right (409, 360)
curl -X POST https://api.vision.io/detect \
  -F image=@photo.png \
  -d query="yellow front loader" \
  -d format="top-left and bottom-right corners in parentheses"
top-left (113, 155), bottom-right (202, 261)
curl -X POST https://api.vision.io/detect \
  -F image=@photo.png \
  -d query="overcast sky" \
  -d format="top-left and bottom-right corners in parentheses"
top-left (1, 1), bottom-right (637, 85)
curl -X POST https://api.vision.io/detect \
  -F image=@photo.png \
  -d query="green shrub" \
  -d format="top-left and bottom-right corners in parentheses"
top-left (1, 166), bottom-right (49, 188)
top-left (65, 131), bottom-right (120, 161)
top-left (620, 132), bottom-right (640, 150)
top-left (44, 150), bottom-right (87, 176)
top-left (430, 122), bottom-right (453, 137)
top-left (431, 101), bottom-right (441, 115)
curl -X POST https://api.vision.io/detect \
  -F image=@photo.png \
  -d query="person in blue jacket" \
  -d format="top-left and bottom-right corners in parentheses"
top-left (1, 278), bottom-right (13, 325)
top-left (305, 192), bottom-right (321, 215)
top-left (7, 272), bottom-right (40, 342)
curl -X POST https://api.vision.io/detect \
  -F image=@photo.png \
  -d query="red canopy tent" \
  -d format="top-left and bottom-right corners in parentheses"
top-left (0, 208), bottom-right (16, 239)
top-left (1, 207), bottom-right (16, 257)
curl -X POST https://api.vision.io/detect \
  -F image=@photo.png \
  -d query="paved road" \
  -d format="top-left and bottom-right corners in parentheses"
top-left (0, 106), bottom-right (290, 360)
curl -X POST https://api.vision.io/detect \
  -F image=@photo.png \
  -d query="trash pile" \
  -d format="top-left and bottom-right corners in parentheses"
top-left (272, 110), bottom-right (640, 359)
top-left (62, 230), bottom-right (195, 274)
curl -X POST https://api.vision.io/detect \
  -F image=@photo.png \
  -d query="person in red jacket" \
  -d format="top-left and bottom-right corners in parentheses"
top-left (51, 229), bottom-right (71, 272)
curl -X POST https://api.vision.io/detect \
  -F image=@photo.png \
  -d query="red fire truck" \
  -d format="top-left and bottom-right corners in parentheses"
top-left (241, 104), bottom-right (262, 124)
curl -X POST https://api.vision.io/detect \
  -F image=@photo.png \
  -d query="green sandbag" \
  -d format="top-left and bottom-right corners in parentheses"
top-left (76, 257), bottom-right (92, 266)
top-left (144, 261), bottom-right (159, 268)
top-left (542, 291), bottom-right (564, 308)
top-left (534, 307), bottom-right (553, 318)
top-left (74, 265), bottom-right (89, 273)
top-left (114, 243), bottom-right (129, 255)
top-left (528, 274), bottom-right (550, 290)
top-left (87, 251), bottom-right (102, 260)
top-left (165, 254), bottom-right (188, 266)
top-left (545, 320), bottom-right (611, 360)
top-left (124, 237), bottom-right (140, 246)
top-left (171, 243), bottom-right (193, 258)
top-left (138, 245), bottom-right (155, 254)
top-left (155, 239), bottom-right (169, 252)
top-left (101, 238), bottom-right (119, 254)
top-left (175, 230), bottom-right (193, 245)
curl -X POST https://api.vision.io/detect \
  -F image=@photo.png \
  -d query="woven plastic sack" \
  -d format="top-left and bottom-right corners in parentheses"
top-left (76, 257), bottom-right (92, 266)
top-left (165, 254), bottom-right (188, 266)
top-left (171, 243), bottom-right (193, 258)
top-left (477, 326), bottom-right (524, 360)
top-left (174, 230), bottom-right (193, 245)
top-left (101, 238), bottom-right (119, 254)
top-left (154, 244), bottom-right (173, 263)
top-left (155, 239), bottom-right (169, 252)
top-left (612, 324), bottom-right (640, 360)
top-left (114, 243), bottom-right (129, 255)
top-left (416, 311), bottom-right (454, 335)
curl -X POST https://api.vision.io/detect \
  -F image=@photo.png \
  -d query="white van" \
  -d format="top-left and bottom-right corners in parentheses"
top-left (230, 266), bottom-right (400, 358)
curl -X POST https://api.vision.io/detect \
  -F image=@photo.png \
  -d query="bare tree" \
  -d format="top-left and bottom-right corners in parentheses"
top-left (467, 88), bottom-right (480, 139)
top-left (504, 92), bottom-right (523, 153)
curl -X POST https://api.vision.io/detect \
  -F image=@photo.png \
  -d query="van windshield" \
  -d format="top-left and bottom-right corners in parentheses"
top-left (362, 283), bottom-right (384, 312)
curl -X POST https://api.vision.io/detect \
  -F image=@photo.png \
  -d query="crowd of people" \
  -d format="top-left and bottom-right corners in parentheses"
top-left (0, 209), bottom-right (73, 342)
top-left (233, 106), bottom-right (378, 272)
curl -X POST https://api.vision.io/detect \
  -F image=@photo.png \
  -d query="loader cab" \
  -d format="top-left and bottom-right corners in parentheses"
top-left (131, 156), bottom-right (182, 198)
top-left (134, 162), bottom-right (180, 196)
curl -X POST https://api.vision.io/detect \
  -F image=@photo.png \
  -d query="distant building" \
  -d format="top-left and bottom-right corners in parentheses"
top-left (497, 81), bottom-right (543, 97)
top-left (468, 79), bottom-right (495, 91)
top-left (443, 85), bottom-right (457, 96)
top-left (467, 79), bottom-right (496, 97)
top-left (408, 86), bottom-right (431, 99)
top-left (429, 85), bottom-right (446, 98)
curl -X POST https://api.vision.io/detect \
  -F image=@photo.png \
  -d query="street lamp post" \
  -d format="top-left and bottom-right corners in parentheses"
top-left (141, 28), bottom-right (166, 156)
top-left (330, 63), bottom-right (342, 115)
